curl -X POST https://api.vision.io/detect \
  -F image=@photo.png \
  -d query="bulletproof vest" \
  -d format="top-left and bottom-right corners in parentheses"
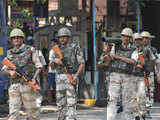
top-left (55, 43), bottom-right (79, 74)
top-left (133, 48), bottom-right (151, 76)
top-left (7, 44), bottom-right (36, 83)
top-left (150, 46), bottom-right (159, 60)
top-left (111, 45), bottom-right (134, 73)
top-left (145, 45), bottom-right (157, 54)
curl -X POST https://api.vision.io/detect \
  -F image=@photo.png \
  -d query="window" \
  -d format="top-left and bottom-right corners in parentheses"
top-left (49, 0), bottom-right (58, 11)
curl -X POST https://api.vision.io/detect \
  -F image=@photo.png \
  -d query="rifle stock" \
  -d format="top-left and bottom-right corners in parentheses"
top-left (2, 58), bottom-right (40, 90)
top-left (52, 45), bottom-right (77, 85)
top-left (52, 45), bottom-right (63, 59)
top-left (2, 58), bottom-right (16, 70)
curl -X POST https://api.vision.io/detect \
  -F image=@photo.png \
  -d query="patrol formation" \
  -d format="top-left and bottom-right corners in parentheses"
top-left (1, 26), bottom-right (160, 120)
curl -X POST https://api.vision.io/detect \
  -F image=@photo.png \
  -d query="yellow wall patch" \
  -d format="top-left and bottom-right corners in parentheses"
top-left (0, 47), bottom-right (4, 55)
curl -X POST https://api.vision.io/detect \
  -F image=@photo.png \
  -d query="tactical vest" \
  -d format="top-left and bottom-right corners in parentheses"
top-left (145, 45), bottom-right (157, 55)
top-left (7, 44), bottom-right (36, 84)
top-left (55, 43), bottom-right (79, 74)
top-left (111, 45), bottom-right (134, 74)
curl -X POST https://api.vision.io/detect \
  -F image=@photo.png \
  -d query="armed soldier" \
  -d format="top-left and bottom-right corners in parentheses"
top-left (1, 28), bottom-right (43, 120)
top-left (131, 33), bottom-right (154, 119)
top-left (141, 31), bottom-right (160, 107)
top-left (50, 27), bottom-right (84, 120)
top-left (106, 28), bottom-right (137, 120)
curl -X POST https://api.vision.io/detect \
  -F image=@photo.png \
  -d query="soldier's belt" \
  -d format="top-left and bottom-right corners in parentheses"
top-left (133, 71), bottom-right (150, 77)
top-left (10, 79), bottom-right (24, 85)
top-left (133, 73), bottom-right (144, 77)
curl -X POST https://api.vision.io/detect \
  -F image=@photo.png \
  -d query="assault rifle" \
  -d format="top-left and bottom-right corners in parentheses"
top-left (2, 58), bottom-right (40, 90)
top-left (52, 45), bottom-right (77, 85)
top-left (137, 53), bottom-right (151, 100)
top-left (102, 37), bottom-right (122, 45)
top-left (102, 37), bottom-right (123, 112)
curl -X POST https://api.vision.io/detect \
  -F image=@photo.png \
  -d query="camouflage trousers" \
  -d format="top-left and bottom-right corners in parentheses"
top-left (56, 74), bottom-right (77, 120)
top-left (133, 73), bottom-right (155, 116)
top-left (105, 72), bottom-right (110, 100)
top-left (105, 72), bottom-right (110, 88)
top-left (134, 76), bottom-right (147, 117)
top-left (107, 72), bottom-right (138, 120)
top-left (8, 83), bottom-right (40, 120)
top-left (146, 72), bottom-right (154, 107)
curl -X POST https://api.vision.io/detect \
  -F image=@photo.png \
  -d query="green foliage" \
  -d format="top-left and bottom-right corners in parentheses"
top-left (127, 0), bottom-right (146, 11)
top-left (138, 1), bottom-right (146, 8)
top-left (128, 0), bottom-right (137, 10)
top-left (35, 0), bottom-right (47, 4)
top-left (21, 9), bottom-right (31, 18)
top-left (7, 20), bottom-right (22, 37)
top-left (9, 8), bottom-right (33, 31)
top-left (10, 19), bottom-right (23, 30)
top-left (10, 0), bottom-right (18, 7)
top-left (10, 0), bottom-right (47, 6)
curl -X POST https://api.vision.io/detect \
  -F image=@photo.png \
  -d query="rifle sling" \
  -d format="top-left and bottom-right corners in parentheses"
top-left (138, 53), bottom-right (150, 87)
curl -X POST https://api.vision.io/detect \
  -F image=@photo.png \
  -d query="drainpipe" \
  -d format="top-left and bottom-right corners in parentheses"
top-left (137, 0), bottom-right (141, 33)
top-left (0, 0), bottom-right (7, 62)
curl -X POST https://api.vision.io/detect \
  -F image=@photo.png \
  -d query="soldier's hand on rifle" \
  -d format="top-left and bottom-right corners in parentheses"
top-left (72, 74), bottom-right (78, 84)
top-left (32, 78), bottom-right (36, 84)
top-left (9, 70), bottom-right (18, 77)
top-left (104, 55), bottom-right (112, 66)
top-left (70, 74), bottom-right (78, 85)
top-left (50, 61), bottom-right (57, 69)
top-left (53, 58), bottom-right (62, 65)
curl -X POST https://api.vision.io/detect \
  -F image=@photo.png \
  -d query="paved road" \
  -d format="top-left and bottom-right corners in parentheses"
top-left (0, 105), bottom-right (106, 120)
top-left (40, 109), bottom-right (106, 120)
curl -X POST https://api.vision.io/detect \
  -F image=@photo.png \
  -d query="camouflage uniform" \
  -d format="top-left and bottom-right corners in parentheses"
top-left (2, 44), bottom-right (42, 120)
top-left (107, 44), bottom-right (137, 120)
top-left (131, 47), bottom-right (158, 118)
top-left (144, 46), bottom-right (160, 107)
top-left (141, 31), bottom-right (160, 107)
top-left (52, 43), bottom-right (84, 120)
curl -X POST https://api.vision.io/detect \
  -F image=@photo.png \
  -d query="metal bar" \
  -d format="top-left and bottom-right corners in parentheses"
top-left (92, 0), bottom-right (98, 100)
top-left (0, 0), bottom-right (7, 62)
top-left (137, 1), bottom-right (141, 33)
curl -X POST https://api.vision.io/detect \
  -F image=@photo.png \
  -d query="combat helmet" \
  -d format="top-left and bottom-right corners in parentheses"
top-left (141, 31), bottom-right (151, 38)
top-left (121, 27), bottom-right (133, 37)
top-left (58, 27), bottom-right (71, 37)
top-left (133, 33), bottom-right (142, 40)
top-left (10, 28), bottom-right (25, 38)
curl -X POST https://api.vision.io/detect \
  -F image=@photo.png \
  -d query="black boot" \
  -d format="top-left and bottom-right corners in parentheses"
top-left (135, 116), bottom-right (140, 120)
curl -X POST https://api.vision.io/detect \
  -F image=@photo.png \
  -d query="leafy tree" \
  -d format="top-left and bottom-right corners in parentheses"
top-left (9, 0), bottom-right (48, 28)
top-left (128, 0), bottom-right (146, 11)
top-left (35, 0), bottom-right (47, 4)
top-left (10, 0), bottom-right (47, 7)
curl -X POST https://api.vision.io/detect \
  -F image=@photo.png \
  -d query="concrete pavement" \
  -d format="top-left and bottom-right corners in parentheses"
top-left (0, 104), bottom-right (107, 120)
top-left (40, 109), bottom-right (106, 120)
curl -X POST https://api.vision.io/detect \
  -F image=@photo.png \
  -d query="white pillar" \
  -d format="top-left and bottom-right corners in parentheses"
top-left (8, 5), bottom-right (11, 25)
